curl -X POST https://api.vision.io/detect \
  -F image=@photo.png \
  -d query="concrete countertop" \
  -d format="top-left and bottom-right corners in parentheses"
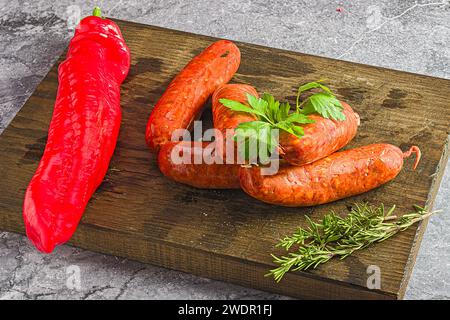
top-left (0, 0), bottom-right (449, 299)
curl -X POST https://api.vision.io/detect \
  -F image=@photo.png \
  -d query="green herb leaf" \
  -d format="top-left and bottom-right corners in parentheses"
top-left (234, 121), bottom-right (270, 138)
top-left (284, 112), bottom-right (315, 125)
top-left (246, 94), bottom-right (271, 122)
top-left (223, 93), bottom-right (313, 161)
top-left (296, 81), bottom-right (346, 121)
top-left (273, 113), bottom-right (314, 139)
top-left (276, 102), bottom-right (291, 123)
top-left (234, 121), bottom-right (274, 162)
top-left (273, 122), bottom-right (299, 138)
top-left (261, 93), bottom-right (280, 123)
top-left (302, 92), bottom-right (345, 121)
top-left (292, 125), bottom-right (305, 137)
top-left (219, 98), bottom-right (266, 119)
top-left (267, 203), bottom-right (439, 282)
top-left (221, 82), bottom-right (346, 162)
top-left (297, 81), bottom-right (332, 96)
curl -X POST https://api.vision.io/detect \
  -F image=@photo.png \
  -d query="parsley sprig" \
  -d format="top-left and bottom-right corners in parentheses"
top-left (296, 81), bottom-right (346, 121)
top-left (220, 93), bottom-right (313, 161)
top-left (220, 81), bottom-right (345, 161)
top-left (267, 203), bottom-right (438, 282)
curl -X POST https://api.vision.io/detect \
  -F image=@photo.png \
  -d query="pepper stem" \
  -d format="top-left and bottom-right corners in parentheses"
top-left (92, 6), bottom-right (102, 17)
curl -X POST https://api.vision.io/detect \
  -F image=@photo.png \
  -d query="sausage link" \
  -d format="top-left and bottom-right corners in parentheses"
top-left (146, 40), bottom-right (241, 151)
top-left (279, 102), bottom-right (360, 166)
top-left (158, 141), bottom-right (240, 189)
top-left (212, 83), bottom-right (257, 132)
top-left (239, 144), bottom-right (421, 207)
top-left (157, 84), bottom-right (258, 189)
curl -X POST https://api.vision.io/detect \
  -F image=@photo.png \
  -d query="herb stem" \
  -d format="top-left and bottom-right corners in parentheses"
top-left (268, 203), bottom-right (438, 282)
top-left (296, 98), bottom-right (308, 113)
top-left (296, 87), bottom-right (302, 112)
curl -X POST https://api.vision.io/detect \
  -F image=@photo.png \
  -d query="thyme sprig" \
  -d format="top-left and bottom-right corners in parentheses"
top-left (268, 203), bottom-right (438, 282)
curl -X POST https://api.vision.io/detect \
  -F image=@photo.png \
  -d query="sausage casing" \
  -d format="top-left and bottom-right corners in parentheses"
top-left (157, 84), bottom-right (258, 189)
top-left (239, 144), bottom-right (421, 207)
top-left (279, 102), bottom-right (360, 166)
top-left (212, 83), bottom-right (257, 133)
top-left (146, 40), bottom-right (241, 151)
top-left (158, 141), bottom-right (241, 189)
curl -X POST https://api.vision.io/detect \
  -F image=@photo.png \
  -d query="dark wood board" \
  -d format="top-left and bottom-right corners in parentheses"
top-left (0, 19), bottom-right (449, 300)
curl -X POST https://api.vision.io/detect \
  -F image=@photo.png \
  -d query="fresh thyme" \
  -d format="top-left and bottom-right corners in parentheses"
top-left (268, 203), bottom-right (438, 282)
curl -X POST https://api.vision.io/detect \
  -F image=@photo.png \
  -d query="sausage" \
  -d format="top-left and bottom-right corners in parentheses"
top-left (157, 84), bottom-right (258, 189)
top-left (239, 144), bottom-right (421, 207)
top-left (279, 102), bottom-right (360, 166)
top-left (158, 141), bottom-right (240, 189)
top-left (146, 40), bottom-right (241, 151)
top-left (212, 83), bottom-right (258, 156)
top-left (212, 83), bottom-right (257, 132)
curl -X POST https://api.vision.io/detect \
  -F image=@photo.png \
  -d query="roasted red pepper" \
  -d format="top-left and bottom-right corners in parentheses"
top-left (23, 7), bottom-right (130, 253)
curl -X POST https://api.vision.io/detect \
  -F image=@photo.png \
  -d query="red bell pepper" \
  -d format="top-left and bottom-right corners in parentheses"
top-left (23, 7), bottom-right (130, 253)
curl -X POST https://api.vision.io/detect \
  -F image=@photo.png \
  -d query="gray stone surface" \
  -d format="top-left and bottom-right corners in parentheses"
top-left (0, 0), bottom-right (449, 300)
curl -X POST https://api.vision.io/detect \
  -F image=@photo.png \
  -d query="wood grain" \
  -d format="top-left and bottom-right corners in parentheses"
top-left (0, 19), bottom-right (449, 299)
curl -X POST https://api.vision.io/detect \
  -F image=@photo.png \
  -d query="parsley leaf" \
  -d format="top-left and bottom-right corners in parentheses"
top-left (220, 81), bottom-right (345, 162)
top-left (274, 113), bottom-right (314, 139)
top-left (234, 121), bottom-right (270, 139)
top-left (276, 102), bottom-right (290, 123)
top-left (234, 121), bottom-right (274, 163)
top-left (261, 93), bottom-right (279, 123)
top-left (296, 81), bottom-right (346, 121)
top-left (246, 94), bottom-right (270, 121)
top-left (219, 98), bottom-right (267, 120)
top-left (222, 92), bottom-right (315, 161)
top-left (284, 112), bottom-right (315, 125)
top-left (302, 92), bottom-right (346, 121)
top-left (297, 81), bottom-right (332, 97)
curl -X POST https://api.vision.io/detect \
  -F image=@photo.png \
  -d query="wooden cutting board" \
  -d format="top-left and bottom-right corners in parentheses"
top-left (0, 19), bottom-right (449, 300)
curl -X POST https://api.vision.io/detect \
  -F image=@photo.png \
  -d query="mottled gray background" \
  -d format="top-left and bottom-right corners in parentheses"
top-left (0, 0), bottom-right (449, 300)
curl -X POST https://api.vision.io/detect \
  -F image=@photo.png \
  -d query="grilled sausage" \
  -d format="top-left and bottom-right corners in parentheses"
top-left (279, 102), bottom-right (360, 166)
top-left (239, 144), bottom-right (421, 207)
top-left (146, 40), bottom-right (241, 151)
